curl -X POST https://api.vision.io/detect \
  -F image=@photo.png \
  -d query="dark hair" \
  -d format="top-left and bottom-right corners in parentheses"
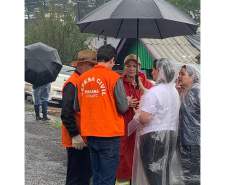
top-left (97, 44), bottom-right (117, 63)
top-left (153, 59), bottom-right (158, 69)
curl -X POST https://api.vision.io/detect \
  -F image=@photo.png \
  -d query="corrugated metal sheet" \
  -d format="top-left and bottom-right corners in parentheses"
top-left (126, 40), bottom-right (153, 69)
top-left (186, 32), bottom-right (200, 51)
top-left (142, 36), bottom-right (200, 65)
top-left (116, 39), bottom-right (153, 70)
top-left (87, 36), bottom-right (200, 68)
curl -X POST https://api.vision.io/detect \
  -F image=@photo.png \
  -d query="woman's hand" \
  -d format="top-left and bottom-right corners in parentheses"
top-left (127, 96), bottom-right (139, 108)
top-left (139, 111), bottom-right (152, 125)
top-left (121, 68), bottom-right (129, 77)
top-left (176, 82), bottom-right (186, 96)
top-left (138, 77), bottom-right (148, 94)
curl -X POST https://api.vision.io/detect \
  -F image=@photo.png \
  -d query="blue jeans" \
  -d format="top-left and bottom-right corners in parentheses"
top-left (33, 83), bottom-right (51, 106)
top-left (33, 83), bottom-right (51, 118)
top-left (87, 137), bottom-right (120, 185)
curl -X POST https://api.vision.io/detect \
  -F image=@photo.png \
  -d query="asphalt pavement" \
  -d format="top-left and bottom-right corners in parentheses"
top-left (25, 102), bottom-right (67, 185)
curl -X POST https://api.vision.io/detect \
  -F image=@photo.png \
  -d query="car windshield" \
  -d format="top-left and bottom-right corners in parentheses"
top-left (60, 65), bottom-right (74, 75)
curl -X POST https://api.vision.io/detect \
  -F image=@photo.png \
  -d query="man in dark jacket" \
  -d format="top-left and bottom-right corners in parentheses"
top-left (61, 49), bottom-right (97, 185)
top-left (75, 45), bottom-right (128, 185)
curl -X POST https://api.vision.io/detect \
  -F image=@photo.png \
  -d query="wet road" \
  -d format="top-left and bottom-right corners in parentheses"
top-left (25, 102), bottom-right (67, 185)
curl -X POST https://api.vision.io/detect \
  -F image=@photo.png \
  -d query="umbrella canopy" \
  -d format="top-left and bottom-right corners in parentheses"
top-left (25, 42), bottom-right (62, 86)
top-left (77, 0), bottom-right (198, 39)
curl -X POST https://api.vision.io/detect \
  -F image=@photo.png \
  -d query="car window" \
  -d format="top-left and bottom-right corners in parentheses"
top-left (60, 65), bottom-right (74, 76)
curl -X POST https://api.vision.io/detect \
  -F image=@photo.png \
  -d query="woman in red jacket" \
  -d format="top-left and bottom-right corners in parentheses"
top-left (116, 54), bottom-right (152, 184)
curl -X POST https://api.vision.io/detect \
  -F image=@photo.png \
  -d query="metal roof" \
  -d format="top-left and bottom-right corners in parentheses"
top-left (116, 38), bottom-right (153, 69)
top-left (141, 36), bottom-right (200, 65)
top-left (87, 35), bottom-right (200, 65)
top-left (185, 32), bottom-right (200, 51)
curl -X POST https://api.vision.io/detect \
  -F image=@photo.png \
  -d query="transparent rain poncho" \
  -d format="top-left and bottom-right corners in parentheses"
top-left (128, 58), bottom-right (183, 185)
top-left (178, 64), bottom-right (200, 185)
top-left (179, 64), bottom-right (200, 145)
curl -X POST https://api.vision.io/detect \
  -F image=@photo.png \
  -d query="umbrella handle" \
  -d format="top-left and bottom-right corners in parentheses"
top-left (135, 74), bottom-right (139, 89)
top-left (136, 20), bottom-right (139, 89)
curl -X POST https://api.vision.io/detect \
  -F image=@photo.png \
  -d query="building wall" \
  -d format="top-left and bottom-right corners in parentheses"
top-left (116, 38), bottom-right (153, 70)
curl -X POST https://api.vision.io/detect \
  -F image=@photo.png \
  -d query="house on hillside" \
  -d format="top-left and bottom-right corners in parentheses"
top-left (87, 34), bottom-right (200, 78)
top-left (86, 36), bottom-right (120, 50)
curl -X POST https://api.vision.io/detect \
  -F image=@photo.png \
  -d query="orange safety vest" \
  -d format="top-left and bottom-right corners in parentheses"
top-left (77, 65), bottom-right (125, 137)
top-left (61, 72), bottom-right (81, 147)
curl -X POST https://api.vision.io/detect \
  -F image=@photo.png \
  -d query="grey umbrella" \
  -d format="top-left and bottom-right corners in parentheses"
top-left (77, 0), bottom-right (198, 39)
top-left (25, 42), bottom-right (62, 86)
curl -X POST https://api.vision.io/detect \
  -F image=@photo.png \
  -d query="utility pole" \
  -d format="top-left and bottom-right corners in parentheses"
top-left (103, 0), bottom-right (107, 45)
top-left (76, 0), bottom-right (87, 22)
top-left (76, 0), bottom-right (81, 21)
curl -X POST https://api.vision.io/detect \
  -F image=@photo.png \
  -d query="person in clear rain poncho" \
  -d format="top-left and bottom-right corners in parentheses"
top-left (129, 58), bottom-right (181, 185)
top-left (177, 64), bottom-right (200, 185)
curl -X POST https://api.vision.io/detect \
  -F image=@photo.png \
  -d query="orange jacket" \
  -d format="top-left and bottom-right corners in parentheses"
top-left (61, 72), bottom-right (81, 147)
top-left (77, 65), bottom-right (125, 137)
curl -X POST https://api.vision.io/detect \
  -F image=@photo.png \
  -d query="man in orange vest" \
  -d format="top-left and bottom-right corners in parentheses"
top-left (61, 49), bottom-right (97, 185)
top-left (75, 44), bottom-right (128, 185)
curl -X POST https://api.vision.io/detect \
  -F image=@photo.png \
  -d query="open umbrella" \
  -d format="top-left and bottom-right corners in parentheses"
top-left (77, 0), bottom-right (198, 86)
top-left (25, 42), bottom-right (62, 86)
top-left (77, 0), bottom-right (198, 38)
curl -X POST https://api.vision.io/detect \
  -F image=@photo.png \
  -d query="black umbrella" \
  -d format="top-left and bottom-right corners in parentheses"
top-left (25, 42), bottom-right (62, 86)
top-left (77, 0), bottom-right (198, 87)
top-left (77, 0), bottom-right (198, 39)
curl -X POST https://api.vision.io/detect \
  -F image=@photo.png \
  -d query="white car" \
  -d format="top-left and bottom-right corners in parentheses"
top-left (25, 65), bottom-right (75, 105)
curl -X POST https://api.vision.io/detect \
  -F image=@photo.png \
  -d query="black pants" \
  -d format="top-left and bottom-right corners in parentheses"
top-left (179, 145), bottom-right (200, 185)
top-left (139, 131), bottom-right (175, 185)
top-left (66, 147), bottom-right (92, 185)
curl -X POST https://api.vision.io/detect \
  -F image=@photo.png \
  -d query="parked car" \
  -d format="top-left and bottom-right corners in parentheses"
top-left (25, 65), bottom-right (75, 105)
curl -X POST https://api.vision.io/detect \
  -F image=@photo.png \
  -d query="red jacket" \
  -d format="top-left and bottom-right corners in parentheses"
top-left (116, 72), bottom-right (152, 180)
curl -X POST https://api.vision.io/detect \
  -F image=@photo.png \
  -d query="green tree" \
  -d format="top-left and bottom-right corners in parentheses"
top-left (167, 0), bottom-right (200, 24)
top-left (72, 0), bottom-right (111, 21)
top-left (25, 1), bottom-right (92, 65)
